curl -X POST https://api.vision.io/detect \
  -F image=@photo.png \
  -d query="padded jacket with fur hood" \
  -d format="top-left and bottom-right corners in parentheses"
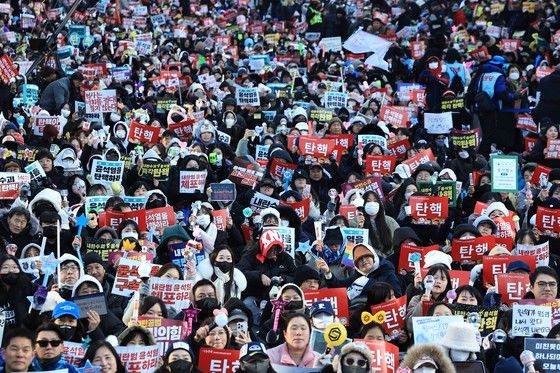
top-left (401, 343), bottom-right (456, 373)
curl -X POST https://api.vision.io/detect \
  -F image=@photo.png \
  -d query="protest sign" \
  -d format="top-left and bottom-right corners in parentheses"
top-left (419, 268), bottom-right (470, 290)
top-left (401, 148), bottom-right (435, 173)
top-left (512, 304), bottom-right (551, 337)
top-left (115, 345), bottom-right (159, 373)
top-left (516, 114), bottom-right (538, 133)
top-left (536, 207), bottom-right (560, 238)
top-left (451, 129), bottom-right (480, 149)
top-left (424, 112), bottom-right (453, 134)
top-left (148, 277), bottom-right (192, 311)
top-left (417, 181), bottom-right (457, 207)
top-left (112, 258), bottom-right (161, 296)
top-left (250, 191), bottom-right (280, 214)
top-left (545, 140), bottom-right (560, 159)
top-left (280, 198), bottom-right (310, 221)
top-left (379, 106), bottom-right (409, 127)
top-left (496, 273), bottom-right (531, 305)
top-left (515, 241), bottom-right (550, 267)
top-left (33, 115), bottom-right (60, 136)
top-left (324, 92), bottom-right (347, 109)
top-left (269, 158), bottom-right (298, 181)
top-left (357, 339), bottom-right (400, 373)
top-left (358, 134), bottom-right (388, 150)
top-left (210, 183), bottom-right (236, 202)
top-left (63, 341), bottom-right (86, 366)
top-left (138, 318), bottom-right (189, 356)
top-left (410, 40), bottom-right (425, 59)
top-left (319, 36), bottom-right (342, 52)
top-left (85, 89), bottom-right (117, 113)
top-left (0, 54), bottom-right (15, 84)
top-left (123, 196), bottom-right (147, 212)
top-left (451, 236), bottom-right (496, 262)
top-left (168, 119), bottom-right (194, 140)
top-left (325, 134), bottom-right (354, 153)
top-left (255, 144), bottom-right (270, 166)
top-left (342, 176), bottom-right (384, 198)
top-left (370, 295), bottom-right (407, 340)
top-left (0, 173), bottom-right (30, 200)
top-left (387, 139), bottom-right (411, 159)
top-left (531, 164), bottom-right (552, 186)
top-left (524, 338), bottom-right (560, 373)
top-left (493, 216), bottom-right (517, 251)
top-left (304, 288), bottom-right (350, 325)
top-left (482, 255), bottom-right (537, 286)
top-left (145, 206), bottom-right (176, 235)
top-left (128, 121), bottom-right (161, 144)
top-left (168, 242), bottom-right (187, 272)
top-left (179, 171), bottom-right (207, 193)
top-left (491, 155), bottom-right (518, 192)
top-left (309, 108), bottom-right (334, 122)
top-left (298, 136), bottom-right (336, 160)
top-left (235, 87), bottom-right (260, 106)
top-left (409, 196), bottom-right (449, 224)
top-left (412, 315), bottom-right (464, 344)
top-left (91, 160), bottom-right (124, 184)
top-left (364, 155), bottom-right (396, 175)
top-left (84, 238), bottom-right (120, 261)
top-left (263, 226), bottom-right (295, 257)
top-left (72, 293), bottom-right (108, 318)
top-left (228, 166), bottom-right (263, 188)
top-left (339, 205), bottom-right (358, 221)
top-left (24, 160), bottom-right (46, 181)
top-left (19, 256), bottom-right (40, 274)
top-left (138, 160), bottom-right (170, 181)
top-left (398, 243), bottom-right (439, 271)
top-left (85, 196), bottom-right (111, 214)
top-left (340, 228), bottom-right (369, 245)
top-left (211, 209), bottom-right (228, 231)
top-left (452, 304), bottom-right (499, 336)
top-left (198, 348), bottom-right (240, 373)
top-left (441, 97), bottom-right (465, 112)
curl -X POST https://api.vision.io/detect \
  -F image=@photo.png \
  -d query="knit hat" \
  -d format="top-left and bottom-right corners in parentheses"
top-left (83, 252), bottom-right (105, 269)
top-left (323, 226), bottom-right (343, 246)
top-left (423, 250), bottom-right (452, 269)
top-left (486, 202), bottom-right (509, 217)
top-left (294, 265), bottom-right (320, 286)
top-left (441, 322), bottom-right (480, 352)
top-left (258, 229), bottom-right (284, 263)
top-left (473, 215), bottom-right (497, 234)
top-left (452, 224), bottom-right (481, 239)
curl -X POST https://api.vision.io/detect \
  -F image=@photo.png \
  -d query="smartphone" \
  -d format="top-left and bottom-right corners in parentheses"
top-left (236, 321), bottom-right (248, 337)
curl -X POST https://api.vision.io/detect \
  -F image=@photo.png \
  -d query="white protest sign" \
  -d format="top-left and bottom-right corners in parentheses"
top-left (112, 258), bottom-right (161, 296)
top-left (319, 37), bottom-right (342, 52)
top-left (33, 115), bottom-right (60, 136)
top-left (512, 304), bottom-right (552, 337)
top-left (179, 170), bottom-right (207, 193)
top-left (19, 256), bottom-right (41, 274)
top-left (255, 144), bottom-right (270, 164)
top-left (358, 134), bottom-right (387, 149)
top-left (324, 92), bottom-right (347, 109)
top-left (115, 345), bottom-right (159, 373)
top-left (264, 226), bottom-right (295, 258)
top-left (148, 277), bottom-right (193, 311)
top-left (236, 87), bottom-right (260, 107)
top-left (0, 313), bottom-right (4, 347)
top-left (412, 316), bottom-right (464, 344)
top-left (424, 112), bottom-right (453, 134)
top-left (491, 155), bottom-right (519, 193)
top-left (216, 130), bottom-right (231, 144)
top-left (250, 192), bottom-right (280, 214)
top-left (515, 241), bottom-right (550, 267)
top-left (340, 228), bottom-right (369, 245)
top-left (343, 30), bottom-right (391, 70)
top-left (24, 160), bottom-right (46, 181)
top-left (86, 196), bottom-right (111, 213)
top-left (85, 89), bottom-right (117, 113)
top-left (91, 160), bottom-right (124, 184)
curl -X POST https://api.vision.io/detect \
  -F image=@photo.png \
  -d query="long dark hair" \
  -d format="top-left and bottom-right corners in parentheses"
top-left (363, 191), bottom-right (393, 254)
top-left (366, 282), bottom-right (395, 306)
top-left (426, 264), bottom-right (452, 302)
top-left (391, 178), bottom-right (417, 209)
top-left (209, 245), bottom-right (236, 303)
top-left (82, 341), bottom-right (126, 373)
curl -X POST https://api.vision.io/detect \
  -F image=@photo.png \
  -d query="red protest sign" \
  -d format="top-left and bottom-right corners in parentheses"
top-left (198, 348), bottom-right (240, 373)
top-left (451, 236), bottom-right (496, 262)
top-left (211, 209), bottom-right (228, 232)
top-left (536, 67), bottom-right (554, 80)
top-left (0, 55), bottom-right (16, 84)
top-left (410, 41), bottom-right (426, 60)
top-left (342, 176), bottom-right (384, 198)
top-left (84, 63), bottom-right (108, 77)
top-left (545, 139), bottom-right (560, 159)
top-left (168, 119), bottom-right (194, 140)
top-left (365, 155), bottom-right (397, 176)
top-left (128, 121), bottom-right (161, 144)
top-left (402, 148), bottom-right (435, 173)
top-left (379, 106), bottom-right (410, 127)
top-left (496, 273), bottom-right (530, 305)
top-left (420, 269), bottom-right (470, 289)
top-left (99, 209), bottom-right (147, 232)
top-left (325, 134), bottom-right (354, 151)
top-left (298, 136), bottom-right (336, 159)
top-left (531, 164), bottom-right (552, 186)
top-left (112, 258), bottom-right (161, 296)
top-left (357, 339), bottom-right (399, 373)
top-left (269, 158), bottom-right (297, 180)
top-left (525, 137), bottom-right (538, 153)
top-left (387, 138), bottom-right (411, 159)
top-left (501, 39), bottom-right (521, 52)
top-left (409, 196), bottom-right (449, 222)
top-left (536, 207), bottom-right (560, 238)
top-left (0, 173), bottom-right (31, 200)
top-left (474, 201), bottom-right (489, 216)
top-left (470, 46), bottom-right (490, 61)
top-left (146, 206), bottom-right (176, 235)
top-left (280, 197), bottom-right (311, 222)
top-left (370, 295), bottom-right (407, 337)
top-left (398, 243), bottom-right (439, 271)
top-left (33, 116), bottom-right (60, 136)
top-left (516, 114), bottom-right (538, 133)
top-left (304, 288), bottom-right (350, 325)
top-left (410, 89), bottom-right (426, 106)
top-left (339, 204), bottom-right (358, 221)
top-left (493, 216), bottom-right (517, 251)
top-left (482, 255), bottom-right (537, 286)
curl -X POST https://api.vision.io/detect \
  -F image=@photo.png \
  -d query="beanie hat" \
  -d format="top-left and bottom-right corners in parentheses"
top-left (84, 251), bottom-right (105, 269)
top-left (548, 168), bottom-right (560, 183)
top-left (423, 250), bottom-right (452, 269)
top-left (323, 226), bottom-right (343, 246)
top-left (452, 224), bottom-right (481, 240)
top-left (441, 322), bottom-right (480, 352)
top-left (294, 265), bottom-right (320, 286)
top-left (486, 202), bottom-right (509, 217)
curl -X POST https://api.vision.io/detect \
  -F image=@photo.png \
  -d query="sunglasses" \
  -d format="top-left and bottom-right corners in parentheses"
top-left (37, 340), bottom-right (63, 348)
top-left (344, 358), bottom-right (367, 367)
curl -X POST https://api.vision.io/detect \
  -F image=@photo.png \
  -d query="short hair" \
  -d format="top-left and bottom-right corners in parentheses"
top-left (8, 206), bottom-right (30, 222)
top-left (40, 211), bottom-right (60, 224)
top-left (36, 323), bottom-right (64, 341)
top-left (455, 285), bottom-right (483, 305)
top-left (427, 302), bottom-right (454, 316)
top-left (530, 266), bottom-right (559, 286)
top-left (2, 327), bottom-right (35, 348)
top-left (82, 341), bottom-right (125, 373)
top-left (193, 279), bottom-right (216, 297)
top-left (139, 296), bottom-right (168, 319)
top-left (282, 313), bottom-right (311, 333)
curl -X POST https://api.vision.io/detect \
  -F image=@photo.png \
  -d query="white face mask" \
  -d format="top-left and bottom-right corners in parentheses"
top-left (414, 367), bottom-right (436, 373)
top-left (450, 350), bottom-right (470, 362)
top-left (280, 219), bottom-right (290, 227)
top-left (61, 109), bottom-right (70, 118)
top-left (225, 118), bottom-right (235, 128)
top-left (405, 191), bottom-right (414, 201)
top-left (110, 113), bottom-right (121, 122)
top-left (458, 150), bottom-right (469, 159)
top-left (428, 61), bottom-right (439, 70)
top-left (509, 72), bottom-right (520, 80)
top-left (196, 214), bottom-right (211, 227)
top-left (116, 129), bottom-right (126, 138)
top-left (121, 231), bottom-right (138, 240)
top-left (364, 201), bottom-right (380, 216)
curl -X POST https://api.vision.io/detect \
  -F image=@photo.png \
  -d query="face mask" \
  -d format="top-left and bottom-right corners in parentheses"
top-left (458, 150), bottom-right (469, 159)
top-left (509, 72), bottom-right (520, 80)
top-left (116, 129), bottom-right (126, 138)
top-left (342, 367), bottom-right (369, 373)
top-left (414, 368), bottom-right (436, 373)
top-left (428, 62), bottom-right (439, 70)
top-left (0, 273), bottom-right (19, 285)
top-left (449, 350), bottom-right (470, 362)
top-left (364, 201), bottom-right (380, 216)
top-left (242, 361), bottom-right (270, 372)
top-left (284, 300), bottom-right (304, 311)
top-left (223, 117), bottom-right (236, 128)
top-left (61, 109), bottom-right (70, 118)
top-left (196, 214), bottom-right (211, 227)
top-left (121, 231), bottom-right (138, 240)
top-left (169, 360), bottom-right (193, 373)
top-left (195, 297), bottom-right (219, 312)
top-left (59, 325), bottom-right (76, 341)
top-left (312, 314), bottom-right (333, 329)
top-left (435, 139), bottom-right (446, 147)
top-left (405, 191), bottom-right (414, 201)
top-left (214, 260), bottom-right (233, 273)
top-left (43, 226), bottom-right (57, 238)
top-left (280, 219), bottom-right (290, 227)
top-left (110, 113), bottom-right (121, 122)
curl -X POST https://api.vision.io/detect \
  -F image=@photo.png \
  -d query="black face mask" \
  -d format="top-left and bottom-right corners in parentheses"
top-left (284, 300), bottom-right (304, 311)
top-left (214, 261), bottom-right (233, 273)
top-left (0, 273), bottom-right (19, 285)
top-left (59, 325), bottom-right (76, 341)
top-left (477, 184), bottom-right (491, 195)
top-left (43, 225), bottom-right (57, 238)
top-left (195, 297), bottom-right (220, 312)
top-left (342, 367), bottom-right (369, 373)
top-left (169, 359), bottom-right (193, 373)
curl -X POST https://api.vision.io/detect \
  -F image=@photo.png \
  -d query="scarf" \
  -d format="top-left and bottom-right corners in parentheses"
top-left (214, 267), bottom-right (231, 304)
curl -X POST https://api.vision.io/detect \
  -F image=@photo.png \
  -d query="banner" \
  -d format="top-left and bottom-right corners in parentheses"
top-left (364, 155), bottom-right (396, 175)
top-left (179, 171), bottom-right (207, 193)
top-left (91, 160), bottom-right (124, 184)
top-left (280, 198), bottom-right (310, 221)
top-left (85, 89), bottom-right (117, 113)
top-left (516, 241), bottom-right (550, 267)
top-left (512, 304), bottom-right (551, 337)
top-left (148, 277), bottom-right (192, 311)
top-left (491, 155), bottom-right (518, 193)
top-left (198, 348), bottom-right (240, 373)
top-left (409, 196), bottom-right (449, 224)
top-left (417, 181), bottom-right (457, 208)
top-left (84, 238), bottom-right (120, 261)
top-left (304, 288), bottom-right (350, 325)
top-left (536, 207), bottom-right (560, 238)
top-left (451, 236), bottom-right (496, 262)
top-left (397, 243), bottom-right (439, 271)
top-left (524, 338), bottom-right (560, 373)
top-left (496, 273), bottom-right (530, 305)
top-left (128, 121), bottom-right (161, 144)
top-left (112, 258), bottom-right (161, 296)
top-left (369, 295), bottom-right (407, 339)
top-left (138, 318), bottom-right (189, 356)
top-left (482, 255), bottom-right (537, 285)
top-left (412, 315), bottom-right (464, 344)
top-left (452, 304), bottom-right (499, 336)
top-left (0, 172), bottom-right (30, 200)
top-left (138, 161), bottom-right (170, 180)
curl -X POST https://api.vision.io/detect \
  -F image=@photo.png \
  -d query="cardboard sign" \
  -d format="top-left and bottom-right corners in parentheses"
top-left (417, 181), bottom-right (457, 208)
top-left (33, 115), bottom-right (60, 136)
top-left (280, 197), bottom-right (310, 221)
top-left (496, 273), bottom-right (531, 305)
top-left (250, 191), bottom-right (280, 214)
top-left (451, 236), bottom-right (496, 262)
top-left (452, 304), bottom-right (500, 336)
top-left (536, 207), bottom-right (560, 238)
top-left (198, 348), bottom-right (240, 373)
top-left (516, 114), bottom-right (538, 133)
top-left (235, 87), bottom-right (260, 106)
top-left (512, 304), bottom-right (552, 337)
top-left (72, 293), bottom-right (108, 318)
top-left (364, 155), bottom-right (396, 175)
top-left (0, 54), bottom-right (15, 84)
top-left (409, 196), bottom-right (449, 223)
top-left (516, 241), bottom-right (550, 267)
top-left (303, 288), bottom-right (350, 325)
top-left (482, 255), bottom-right (537, 286)
top-left (524, 338), bottom-right (560, 373)
top-left (379, 106), bottom-right (409, 127)
top-left (0, 172), bottom-right (30, 200)
top-left (210, 183), bottom-right (236, 202)
top-left (148, 277), bottom-right (192, 311)
top-left (491, 155), bottom-right (518, 192)
top-left (424, 112), bottom-right (453, 134)
top-left (179, 171), bottom-right (207, 193)
top-left (84, 238), bottom-right (120, 261)
top-left (412, 315), bottom-right (464, 344)
top-left (263, 226), bottom-right (295, 258)
top-left (401, 148), bottom-right (435, 173)
top-left (370, 295), bottom-right (407, 339)
top-left (91, 160), bottom-right (124, 184)
top-left (115, 345), bottom-right (159, 373)
top-left (85, 89), bottom-right (117, 113)
top-left (128, 121), bottom-right (161, 144)
top-left (228, 166), bottom-right (263, 188)
top-left (138, 318), bottom-right (189, 356)
top-left (63, 342), bottom-right (86, 367)
top-left (545, 139), bottom-right (560, 159)
top-left (398, 243), bottom-right (439, 271)
top-left (112, 258), bottom-right (161, 296)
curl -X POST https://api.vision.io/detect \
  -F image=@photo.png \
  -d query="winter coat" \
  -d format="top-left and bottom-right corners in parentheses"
top-left (532, 69), bottom-right (560, 123)
top-left (31, 356), bottom-right (79, 373)
top-left (38, 77), bottom-right (72, 114)
top-left (0, 209), bottom-right (40, 256)
top-left (267, 342), bottom-right (319, 368)
top-left (401, 343), bottom-right (456, 373)
top-left (195, 258), bottom-right (247, 304)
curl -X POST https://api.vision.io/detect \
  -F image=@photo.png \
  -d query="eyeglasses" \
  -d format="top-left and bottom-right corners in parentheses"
top-left (537, 281), bottom-right (558, 289)
top-left (343, 357), bottom-right (367, 367)
top-left (60, 264), bottom-right (79, 272)
top-left (37, 340), bottom-right (62, 348)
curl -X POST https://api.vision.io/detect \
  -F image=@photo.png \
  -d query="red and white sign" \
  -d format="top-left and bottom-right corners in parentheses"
top-left (179, 170), bottom-right (207, 194)
top-left (365, 155), bottom-right (397, 175)
top-left (409, 196), bottom-right (449, 221)
top-left (493, 216), bottom-right (517, 251)
top-left (85, 89), bottom-right (117, 113)
top-left (496, 273), bottom-right (530, 305)
top-left (470, 46), bottom-right (490, 61)
top-left (401, 148), bottom-right (435, 173)
top-left (410, 89), bottom-right (426, 106)
top-left (531, 164), bottom-right (552, 186)
top-left (369, 295), bottom-right (407, 337)
top-left (99, 209), bottom-right (147, 232)
top-left (387, 139), bottom-right (411, 159)
top-left (357, 339), bottom-right (400, 373)
top-left (128, 121), bottom-right (161, 144)
top-left (536, 67), bottom-right (554, 80)
top-left (482, 255), bottom-right (537, 286)
top-left (138, 318), bottom-right (189, 357)
top-left (501, 39), bottom-right (521, 52)
top-left (536, 207), bottom-right (560, 238)
top-left (0, 173), bottom-right (31, 200)
top-left (304, 287), bottom-right (350, 325)
top-left (211, 209), bottom-right (228, 231)
top-left (525, 137), bottom-right (538, 152)
top-left (379, 106), bottom-right (410, 127)
top-left (198, 348), bottom-right (240, 373)
top-left (280, 197), bottom-right (311, 222)
top-left (298, 136), bottom-right (337, 159)
top-left (339, 204), bottom-right (358, 221)
top-left (420, 269), bottom-right (470, 289)
top-left (451, 236), bottom-right (496, 262)
top-left (111, 258), bottom-right (161, 296)
top-left (410, 41), bottom-right (425, 60)
top-left (516, 114), bottom-right (538, 133)
top-left (0, 54), bottom-right (16, 84)
top-left (397, 243), bottom-right (439, 271)
top-left (33, 116), bottom-right (60, 136)
top-left (269, 158), bottom-right (297, 180)
top-left (168, 119), bottom-right (194, 140)
top-left (545, 139), bottom-right (560, 159)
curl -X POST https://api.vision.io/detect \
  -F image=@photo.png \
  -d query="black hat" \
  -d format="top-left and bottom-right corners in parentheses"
top-left (323, 226), bottom-right (343, 245)
top-left (293, 169), bottom-right (309, 180)
top-left (549, 168), bottom-right (560, 183)
top-left (83, 251), bottom-right (105, 269)
top-left (294, 265), bottom-right (320, 286)
top-left (452, 224), bottom-right (481, 240)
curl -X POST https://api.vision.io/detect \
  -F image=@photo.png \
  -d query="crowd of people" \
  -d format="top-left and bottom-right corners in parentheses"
top-left (0, 0), bottom-right (560, 372)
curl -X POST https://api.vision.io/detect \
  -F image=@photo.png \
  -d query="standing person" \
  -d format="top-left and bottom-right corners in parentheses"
top-left (38, 72), bottom-right (84, 115)
top-left (532, 64), bottom-right (560, 123)
top-left (0, 328), bottom-right (36, 373)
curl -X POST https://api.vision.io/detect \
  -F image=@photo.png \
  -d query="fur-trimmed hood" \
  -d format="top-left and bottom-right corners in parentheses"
top-left (401, 343), bottom-right (456, 373)
top-left (117, 325), bottom-right (157, 346)
top-left (332, 342), bottom-right (373, 373)
top-left (0, 208), bottom-right (40, 237)
top-left (28, 188), bottom-right (62, 213)
top-left (195, 258), bottom-right (247, 292)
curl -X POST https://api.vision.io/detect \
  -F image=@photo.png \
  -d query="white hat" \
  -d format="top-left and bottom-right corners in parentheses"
top-left (423, 250), bottom-right (452, 269)
top-left (441, 322), bottom-right (480, 353)
top-left (259, 207), bottom-right (280, 222)
top-left (439, 168), bottom-right (457, 182)
top-left (295, 122), bottom-right (309, 132)
top-left (486, 201), bottom-right (509, 217)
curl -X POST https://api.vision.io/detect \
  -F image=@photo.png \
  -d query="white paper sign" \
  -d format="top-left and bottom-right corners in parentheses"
top-left (85, 89), bottom-right (117, 113)
top-left (412, 316), bottom-right (464, 344)
top-left (179, 170), bottom-right (207, 193)
top-left (358, 134), bottom-right (387, 149)
top-left (515, 241), bottom-right (550, 267)
top-left (491, 155), bottom-right (519, 193)
top-left (512, 304), bottom-right (552, 337)
top-left (148, 277), bottom-right (193, 311)
top-left (319, 37), bottom-right (342, 52)
top-left (24, 160), bottom-right (46, 181)
top-left (115, 345), bottom-right (159, 373)
top-left (236, 87), bottom-right (260, 107)
top-left (324, 92), bottom-right (347, 109)
top-left (424, 112), bottom-right (453, 134)
top-left (91, 160), bottom-right (124, 184)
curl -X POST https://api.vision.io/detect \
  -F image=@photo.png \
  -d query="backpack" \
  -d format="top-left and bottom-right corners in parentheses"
top-left (474, 73), bottom-right (496, 112)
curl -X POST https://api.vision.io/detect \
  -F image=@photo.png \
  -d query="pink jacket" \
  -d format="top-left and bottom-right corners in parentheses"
top-left (267, 343), bottom-right (319, 368)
